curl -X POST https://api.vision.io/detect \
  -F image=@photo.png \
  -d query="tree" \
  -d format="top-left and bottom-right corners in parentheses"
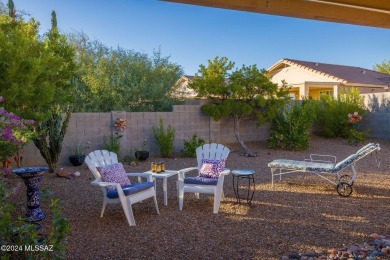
top-left (0, 7), bottom-right (77, 171)
top-left (69, 32), bottom-right (183, 112)
top-left (190, 57), bottom-right (289, 156)
top-left (0, 9), bottom-right (76, 122)
top-left (374, 60), bottom-right (390, 74)
top-left (0, 15), bottom-right (53, 121)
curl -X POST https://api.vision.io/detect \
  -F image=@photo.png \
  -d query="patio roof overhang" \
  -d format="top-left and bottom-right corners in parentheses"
top-left (162, 0), bottom-right (390, 29)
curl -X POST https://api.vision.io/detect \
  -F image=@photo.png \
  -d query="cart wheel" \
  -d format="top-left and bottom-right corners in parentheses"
top-left (338, 174), bottom-right (354, 186)
top-left (336, 182), bottom-right (353, 197)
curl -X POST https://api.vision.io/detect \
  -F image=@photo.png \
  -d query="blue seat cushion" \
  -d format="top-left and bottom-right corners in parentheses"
top-left (106, 182), bottom-right (154, 199)
top-left (184, 176), bottom-right (218, 186)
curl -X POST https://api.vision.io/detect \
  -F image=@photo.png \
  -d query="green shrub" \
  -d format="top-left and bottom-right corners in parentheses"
top-left (348, 127), bottom-right (370, 146)
top-left (314, 88), bottom-right (365, 138)
top-left (268, 101), bottom-right (316, 151)
top-left (182, 134), bottom-right (205, 157)
top-left (152, 118), bottom-right (175, 157)
top-left (102, 133), bottom-right (122, 155)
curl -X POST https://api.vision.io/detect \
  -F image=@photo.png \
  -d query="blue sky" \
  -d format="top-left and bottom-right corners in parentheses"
top-left (12, 0), bottom-right (390, 75)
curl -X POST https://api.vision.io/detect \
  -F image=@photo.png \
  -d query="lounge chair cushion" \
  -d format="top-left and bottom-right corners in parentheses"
top-left (268, 159), bottom-right (335, 173)
top-left (355, 143), bottom-right (379, 160)
top-left (333, 154), bottom-right (358, 172)
top-left (97, 163), bottom-right (131, 191)
top-left (199, 158), bottom-right (226, 179)
top-left (184, 176), bottom-right (218, 185)
top-left (106, 182), bottom-right (154, 199)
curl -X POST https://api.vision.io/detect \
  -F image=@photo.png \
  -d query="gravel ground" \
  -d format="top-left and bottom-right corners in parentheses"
top-left (6, 136), bottom-right (390, 259)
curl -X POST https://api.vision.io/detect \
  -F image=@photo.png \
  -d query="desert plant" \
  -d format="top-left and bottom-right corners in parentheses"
top-left (347, 128), bottom-right (370, 146)
top-left (102, 133), bottom-right (122, 155)
top-left (269, 101), bottom-right (316, 151)
top-left (33, 106), bottom-right (72, 173)
top-left (68, 132), bottom-right (90, 157)
top-left (152, 118), bottom-right (175, 158)
top-left (182, 134), bottom-right (205, 157)
top-left (313, 88), bottom-right (365, 138)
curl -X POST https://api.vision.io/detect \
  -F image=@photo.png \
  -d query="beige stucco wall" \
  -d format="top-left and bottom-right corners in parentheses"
top-left (270, 65), bottom-right (388, 100)
top-left (269, 65), bottom-right (341, 87)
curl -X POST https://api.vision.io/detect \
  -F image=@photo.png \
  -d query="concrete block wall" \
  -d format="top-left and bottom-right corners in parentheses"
top-left (20, 93), bottom-right (390, 166)
top-left (21, 105), bottom-right (269, 166)
top-left (360, 93), bottom-right (390, 140)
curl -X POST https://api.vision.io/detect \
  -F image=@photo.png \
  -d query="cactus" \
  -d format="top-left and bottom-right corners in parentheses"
top-left (7, 0), bottom-right (15, 18)
top-left (51, 11), bottom-right (57, 31)
top-left (33, 106), bottom-right (72, 173)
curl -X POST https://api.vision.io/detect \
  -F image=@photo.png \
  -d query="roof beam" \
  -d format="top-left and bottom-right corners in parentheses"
top-left (162, 0), bottom-right (390, 29)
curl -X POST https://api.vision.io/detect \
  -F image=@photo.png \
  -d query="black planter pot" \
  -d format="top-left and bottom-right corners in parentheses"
top-left (135, 151), bottom-right (149, 161)
top-left (69, 155), bottom-right (86, 166)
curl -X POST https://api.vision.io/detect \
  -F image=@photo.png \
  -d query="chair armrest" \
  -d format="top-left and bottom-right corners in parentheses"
top-left (91, 180), bottom-right (120, 189)
top-left (178, 167), bottom-right (198, 181)
top-left (219, 168), bottom-right (230, 175)
top-left (216, 169), bottom-right (230, 187)
top-left (126, 172), bottom-right (153, 182)
top-left (309, 154), bottom-right (337, 164)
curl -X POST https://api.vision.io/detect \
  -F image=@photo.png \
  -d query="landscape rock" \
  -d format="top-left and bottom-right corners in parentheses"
top-left (286, 234), bottom-right (390, 260)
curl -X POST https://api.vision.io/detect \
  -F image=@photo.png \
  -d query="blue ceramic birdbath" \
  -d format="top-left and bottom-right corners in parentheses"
top-left (12, 166), bottom-right (49, 224)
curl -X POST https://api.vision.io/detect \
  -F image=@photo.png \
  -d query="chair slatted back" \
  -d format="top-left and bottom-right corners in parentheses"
top-left (85, 150), bottom-right (119, 181)
top-left (195, 143), bottom-right (230, 170)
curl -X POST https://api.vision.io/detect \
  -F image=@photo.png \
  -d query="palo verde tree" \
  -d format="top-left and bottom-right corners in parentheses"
top-left (190, 57), bottom-right (289, 156)
top-left (0, 13), bottom-right (56, 122)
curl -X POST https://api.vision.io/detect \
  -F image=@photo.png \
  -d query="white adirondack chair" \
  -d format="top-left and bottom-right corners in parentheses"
top-left (178, 143), bottom-right (230, 213)
top-left (85, 150), bottom-right (159, 226)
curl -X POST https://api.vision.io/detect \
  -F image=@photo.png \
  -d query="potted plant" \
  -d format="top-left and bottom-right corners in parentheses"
top-left (135, 139), bottom-right (149, 161)
top-left (68, 134), bottom-right (90, 166)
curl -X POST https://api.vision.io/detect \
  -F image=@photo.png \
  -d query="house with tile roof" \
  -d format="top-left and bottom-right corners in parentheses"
top-left (266, 59), bottom-right (390, 100)
top-left (170, 59), bottom-right (390, 101)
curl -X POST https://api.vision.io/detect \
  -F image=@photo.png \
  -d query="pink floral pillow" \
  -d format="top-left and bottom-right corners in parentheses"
top-left (199, 159), bottom-right (226, 179)
top-left (96, 163), bottom-right (131, 191)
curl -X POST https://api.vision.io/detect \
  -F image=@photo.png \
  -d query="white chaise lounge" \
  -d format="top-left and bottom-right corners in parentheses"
top-left (268, 143), bottom-right (380, 197)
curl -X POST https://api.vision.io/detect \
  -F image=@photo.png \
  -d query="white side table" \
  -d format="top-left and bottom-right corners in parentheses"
top-left (143, 170), bottom-right (178, 206)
